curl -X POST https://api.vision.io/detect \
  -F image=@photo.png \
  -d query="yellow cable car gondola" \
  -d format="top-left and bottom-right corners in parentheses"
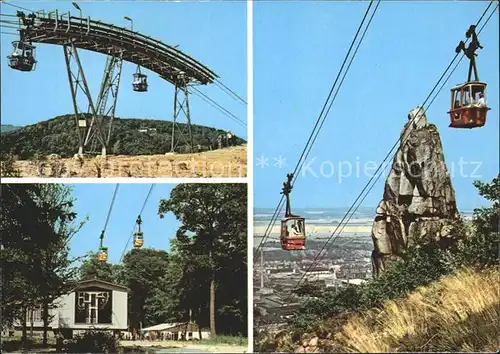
top-left (449, 25), bottom-right (491, 128)
top-left (280, 173), bottom-right (306, 251)
top-left (133, 231), bottom-right (144, 248)
top-left (98, 246), bottom-right (108, 262)
top-left (133, 215), bottom-right (144, 248)
top-left (97, 230), bottom-right (108, 262)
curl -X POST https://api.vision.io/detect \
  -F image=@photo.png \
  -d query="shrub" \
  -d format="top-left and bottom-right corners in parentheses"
top-left (68, 329), bottom-right (119, 353)
top-left (0, 152), bottom-right (20, 177)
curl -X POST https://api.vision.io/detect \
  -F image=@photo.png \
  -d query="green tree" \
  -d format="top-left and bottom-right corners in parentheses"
top-left (159, 184), bottom-right (247, 336)
top-left (1, 184), bottom-right (40, 333)
top-left (452, 175), bottom-right (500, 268)
top-left (0, 184), bottom-right (85, 345)
top-left (30, 184), bottom-right (86, 345)
top-left (117, 248), bottom-right (169, 332)
top-left (79, 252), bottom-right (120, 283)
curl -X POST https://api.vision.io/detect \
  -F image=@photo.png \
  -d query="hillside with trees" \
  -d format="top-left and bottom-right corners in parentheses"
top-left (255, 176), bottom-right (500, 352)
top-left (0, 114), bottom-right (245, 159)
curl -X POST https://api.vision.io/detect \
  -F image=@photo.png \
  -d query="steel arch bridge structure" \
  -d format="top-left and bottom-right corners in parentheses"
top-left (9, 9), bottom-right (219, 155)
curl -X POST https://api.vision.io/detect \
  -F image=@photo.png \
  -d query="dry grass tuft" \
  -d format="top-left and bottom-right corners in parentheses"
top-left (335, 268), bottom-right (500, 352)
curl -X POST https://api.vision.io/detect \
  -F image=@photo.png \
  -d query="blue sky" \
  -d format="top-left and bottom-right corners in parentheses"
top-left (0, 1), bottom-right (247, 138)
top-left (69, 183), bottom-right (180, 264)
top-left (254, 1), bottom-right (499, 210)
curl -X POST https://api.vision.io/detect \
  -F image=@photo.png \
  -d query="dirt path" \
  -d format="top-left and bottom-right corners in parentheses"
top-left (120, 340), bottom-right (247, 353)
top-left (11, 146), bottom-right (247, 178)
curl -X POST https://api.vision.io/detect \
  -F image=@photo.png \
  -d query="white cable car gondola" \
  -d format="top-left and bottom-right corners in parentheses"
top-left (133, 66), bottom-right (148, 92)
top-left (8, 41), bottom-right (37, 72)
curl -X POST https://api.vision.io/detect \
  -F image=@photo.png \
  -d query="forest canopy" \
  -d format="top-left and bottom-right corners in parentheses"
top-left (1, 114), bottom-right (246, 159)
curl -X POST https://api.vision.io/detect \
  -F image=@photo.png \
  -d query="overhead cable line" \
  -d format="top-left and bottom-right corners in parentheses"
top-left (191, 86), bottom-right (247, 127)
top-left (97, 184), bottom-right (120, 250)
top-left (189, 88), bottom-right (242, 126)
top-left (2, 1), bottom-right (38, 13)
top-left (214, 78), bottom-right (247, 105)
top-left (286, 0), bottom-right (497, 295)
top-left (254, 0), bottom-right (380, 261)
top-left (102, 184), bottom-right (120, 234)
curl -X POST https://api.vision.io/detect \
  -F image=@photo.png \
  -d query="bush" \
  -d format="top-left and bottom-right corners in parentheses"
top-left (68, 329), bottom-right (119, 353)
top-left (0, 152), bottom-right (20, 177)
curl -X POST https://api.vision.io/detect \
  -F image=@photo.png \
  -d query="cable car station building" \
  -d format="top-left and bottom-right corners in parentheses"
top-left (13, 279), bottom-right (128, 337)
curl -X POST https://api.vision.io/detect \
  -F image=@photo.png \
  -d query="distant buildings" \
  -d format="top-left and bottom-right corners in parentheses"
top-left (138, 127), bottom-right (157, 134)
top-left (140, 322), bottom-right (211, 340)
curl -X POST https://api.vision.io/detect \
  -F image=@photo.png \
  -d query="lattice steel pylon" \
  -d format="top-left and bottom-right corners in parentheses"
top-left (85, 52), bottom-right (124, 153)
top-left (171, 72), bottom-right (194, 153)
top-left (11, 10), bottom-right (219, 156)
top-left (63, 41), bottom-right (108, 155)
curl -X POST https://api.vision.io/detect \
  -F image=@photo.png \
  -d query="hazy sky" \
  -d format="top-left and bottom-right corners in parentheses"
top-left (254, 1), bottom-right (499, 210)
top-left (1, 1), bottom-right (247, 138)
top-left (68, 183), bottom-right (180, 264)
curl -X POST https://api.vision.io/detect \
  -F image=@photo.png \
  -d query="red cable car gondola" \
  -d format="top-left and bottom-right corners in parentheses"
top-left (448, 25), bottom-right (490, 129)
top-left (280, 173), bottom-right (306, 251)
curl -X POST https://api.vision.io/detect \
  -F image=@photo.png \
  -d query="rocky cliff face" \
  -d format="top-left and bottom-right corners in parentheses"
top-left (371, 107), bottom-right (461, 277)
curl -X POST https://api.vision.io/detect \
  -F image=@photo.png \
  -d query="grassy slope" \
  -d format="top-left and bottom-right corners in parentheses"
top-left (327, 268), bottom-right (500, 352)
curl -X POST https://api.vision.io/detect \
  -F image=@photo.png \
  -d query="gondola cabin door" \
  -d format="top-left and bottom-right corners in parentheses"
top-left (280, 217), bottom-right (306, 251)
top-left (449, 82), bottom-right (490, 128)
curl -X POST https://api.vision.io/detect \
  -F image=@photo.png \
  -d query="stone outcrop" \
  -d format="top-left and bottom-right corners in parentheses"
top-left (371, 106), bottom-right (461, 277)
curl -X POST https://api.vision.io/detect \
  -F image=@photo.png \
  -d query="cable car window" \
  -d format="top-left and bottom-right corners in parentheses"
top-left (295, 220), bottom-right (304, 233)
top-left (471, 85), bottom-right (484, 103)
top-left (285, 219), bottom-right (303, 236)
top-left (463, 88), bottom-right (472, 106)
top-left (454, 90), bottom-right (461, 108)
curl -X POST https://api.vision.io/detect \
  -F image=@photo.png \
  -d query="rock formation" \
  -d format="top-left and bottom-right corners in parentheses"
top-left (371, 106), bottom-right (461, 277)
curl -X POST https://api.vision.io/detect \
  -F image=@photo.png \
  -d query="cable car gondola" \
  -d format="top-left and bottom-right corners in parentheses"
top-left (97, 230), bottom-right (108, 262)
top-left (133, 66), bottom-right (148, 92)
top-left (7, 41), bottom-right (37, 72)
top-left (133, 215), bottom-right (144, 248)
top-left (448, 25), bottom-right (490, 129)
top-left (280, 173), bottom-right (306, 251)
top-left (98, 246), bottom-right (108, 262)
